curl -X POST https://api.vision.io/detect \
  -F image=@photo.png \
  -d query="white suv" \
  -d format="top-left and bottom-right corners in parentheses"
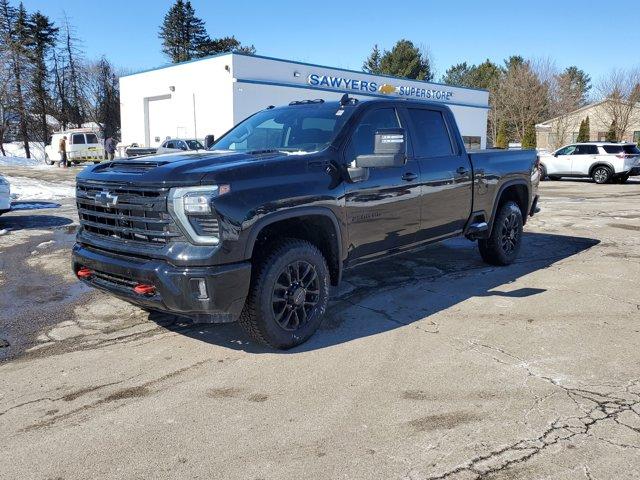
top-left (540, 142), bottom-right (640, 184)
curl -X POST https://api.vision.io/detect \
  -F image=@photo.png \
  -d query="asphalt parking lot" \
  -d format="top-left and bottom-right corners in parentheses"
top-left (1, 167), bottom-right (639, 480)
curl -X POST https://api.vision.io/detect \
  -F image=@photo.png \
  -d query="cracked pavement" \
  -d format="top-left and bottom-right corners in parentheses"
top-left (1, 168), bottom-right (639, 479)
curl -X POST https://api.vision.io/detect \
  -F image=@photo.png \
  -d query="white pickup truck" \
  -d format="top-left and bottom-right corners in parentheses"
top-left (45, 129), bottom-right (105, 165)
top-left (0, 174), bottom-right (10, 215)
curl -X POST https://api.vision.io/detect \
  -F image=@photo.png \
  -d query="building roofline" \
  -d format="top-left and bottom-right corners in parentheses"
top-left (120, 52), bottom-right (489, 94)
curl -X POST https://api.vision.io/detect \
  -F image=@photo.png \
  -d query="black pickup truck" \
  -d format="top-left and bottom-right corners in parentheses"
top-left (73, 96), bottom-right (540, 349)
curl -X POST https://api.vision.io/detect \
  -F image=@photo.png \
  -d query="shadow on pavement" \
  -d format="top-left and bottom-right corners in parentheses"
top-left (152, 232), bottom-right (600, 354)
top-left (0, 205), bottom-right (73, 230)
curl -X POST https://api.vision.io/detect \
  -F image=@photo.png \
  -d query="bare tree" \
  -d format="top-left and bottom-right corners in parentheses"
top-left (595, 68), bottom-right (640, 141)
top-left (494, 59), bottom-right (550, 142)
top-left (0, 53), bottom-right (12, 156)
top-left (545, 64), bottom-right (588, 149)
top-left (83, 57), bottom-right (120, 139)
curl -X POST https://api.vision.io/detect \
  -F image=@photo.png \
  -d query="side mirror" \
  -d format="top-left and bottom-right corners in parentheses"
top-left (204, 134), bottom-right (215, 149)
top-left (355, 128), bottom-right (406, 168)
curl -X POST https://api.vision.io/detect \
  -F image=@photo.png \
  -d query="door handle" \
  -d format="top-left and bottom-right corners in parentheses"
top-left (401, 172), bottom-right (418, 182)
top-left (456, 167), bottom-right (469, 175)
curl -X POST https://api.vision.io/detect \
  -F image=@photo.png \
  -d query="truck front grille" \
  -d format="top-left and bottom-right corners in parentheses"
top-left (76, 182), bottom-right (181, 245)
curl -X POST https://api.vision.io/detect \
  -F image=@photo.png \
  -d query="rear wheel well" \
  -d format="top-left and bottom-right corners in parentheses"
top-left (589, 163), bottom-right (613, 176)
top-left (251, 215), bottom-right (341, 286)
top-left (496, 184), bottom-right (529, 225)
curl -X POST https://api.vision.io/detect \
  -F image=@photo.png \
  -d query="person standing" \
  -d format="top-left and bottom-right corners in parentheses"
top-left (58, 135), bottom-right (68, 168)
top-left (104, 136), bottom-right (116, 161)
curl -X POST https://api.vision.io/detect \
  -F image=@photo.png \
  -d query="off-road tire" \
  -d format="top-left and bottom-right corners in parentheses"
top-left (478, 201), bottom-right (523, 266)
top-left (239, 238), bottom-right (330, 349)
top-left (592, 166), bottom-right (612, 184)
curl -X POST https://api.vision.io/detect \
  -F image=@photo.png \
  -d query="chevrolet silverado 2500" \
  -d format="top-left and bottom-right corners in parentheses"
top-left (73, 97), bottom-right (540, 349)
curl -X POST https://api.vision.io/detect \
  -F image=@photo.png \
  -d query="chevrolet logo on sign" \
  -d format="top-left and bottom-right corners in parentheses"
top-left (378, 84), bottom-right (397, 95)
top-left (95, 191), bottom-right (118, 207)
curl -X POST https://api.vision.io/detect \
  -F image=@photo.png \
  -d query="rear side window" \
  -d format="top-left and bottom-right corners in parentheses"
top-left (623, 145), bottom-right (640, 154)
top-left (602, 145), bottom-right (622, 154)
top-left (574, 145), bottom-right (598, 155)
top-left (407, 109), bottom-right (453, 157)
top-left (85, 133), bottom-right (98, 144)
top-left (71, 133), bottom-right (85, 145)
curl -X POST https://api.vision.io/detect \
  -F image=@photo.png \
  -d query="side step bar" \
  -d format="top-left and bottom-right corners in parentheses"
top-left (465, 221), bottom-right (488, 239)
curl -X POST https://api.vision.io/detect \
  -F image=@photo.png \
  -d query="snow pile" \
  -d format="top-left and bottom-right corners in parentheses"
top-left (5, 176), bottom-right (75, 200)
top-left (0, 155), bottom-right (44, 168)
top-left (2, 142), bottom-right (47, 162)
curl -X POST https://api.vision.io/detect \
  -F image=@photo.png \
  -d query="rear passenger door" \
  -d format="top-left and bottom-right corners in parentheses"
top-left (404, 107), bottom-right (473, 239)
top-left (571, 144), bottom-right (598, 175)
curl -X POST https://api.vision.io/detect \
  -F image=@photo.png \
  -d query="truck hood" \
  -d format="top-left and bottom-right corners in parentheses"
top-left (76, 150), bottom-right (303, 186)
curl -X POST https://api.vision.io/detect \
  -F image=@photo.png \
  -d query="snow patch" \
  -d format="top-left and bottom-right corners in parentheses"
top-left (5, 176), bottom-right (75, 200)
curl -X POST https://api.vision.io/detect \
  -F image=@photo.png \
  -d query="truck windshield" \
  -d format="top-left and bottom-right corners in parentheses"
top-left (211, 103), bottom-right (355, 153)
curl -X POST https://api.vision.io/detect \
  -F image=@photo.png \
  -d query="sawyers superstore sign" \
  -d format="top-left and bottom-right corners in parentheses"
top-left (307, 73), bottom-right (454, 101)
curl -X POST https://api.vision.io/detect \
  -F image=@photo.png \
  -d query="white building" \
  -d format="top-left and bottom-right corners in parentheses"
top-left (120, 53), bottom-right (490, 150)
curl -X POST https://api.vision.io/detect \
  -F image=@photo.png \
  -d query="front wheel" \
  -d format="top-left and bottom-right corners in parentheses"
top-left (478, 201), bottom-right (523, 266)
top-left (239, 239), bottom-right (330, 349)
top-left (592, 166), bottom-right (612, 184)
top-left (539, 164), bottom-right (548, 181)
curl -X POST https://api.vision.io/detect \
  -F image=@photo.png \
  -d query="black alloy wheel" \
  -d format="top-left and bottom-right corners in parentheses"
top-left (271, 260), bottom-right (320, 331)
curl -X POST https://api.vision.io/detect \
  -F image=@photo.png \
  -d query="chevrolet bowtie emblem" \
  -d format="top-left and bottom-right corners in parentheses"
top-left (95, 191), bottom-right (118, 207)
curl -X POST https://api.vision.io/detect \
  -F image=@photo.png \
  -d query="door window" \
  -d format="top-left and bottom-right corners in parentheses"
top-left (85, 133), bottom-right (98, 144)
top-left (556, 145), bottom-right (576, 156)
top-left (573, 145), bottom-right (598, 155)
top-left (345, 108), bottom-right (401, 162)
top-left (71, 133), bottom-right (86, 145)
top-left (165, 141), bottom-right (175, 149)
top-left (407, 108), bottom-right (454, 158)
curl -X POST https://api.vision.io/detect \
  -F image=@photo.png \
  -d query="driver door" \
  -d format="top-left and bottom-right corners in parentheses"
top-left (343, 106), bottom-right (421, 264)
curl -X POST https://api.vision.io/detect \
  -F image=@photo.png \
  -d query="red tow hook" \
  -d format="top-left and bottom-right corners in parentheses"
top-left (134, 284), bottom-right (156, 296)
top-left (77, 267), bottom-right (93, 279)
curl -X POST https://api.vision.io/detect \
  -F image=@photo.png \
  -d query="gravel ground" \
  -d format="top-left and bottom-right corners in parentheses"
top-left (0, 166), bottom-right (639, 480)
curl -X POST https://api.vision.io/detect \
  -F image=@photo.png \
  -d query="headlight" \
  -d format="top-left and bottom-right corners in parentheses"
top-left (168, 185), bottom-right (229, 245)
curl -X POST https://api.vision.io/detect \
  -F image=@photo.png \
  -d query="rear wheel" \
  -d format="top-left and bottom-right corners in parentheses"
top-left (44, 154), bottom-right (54, 166)
top-left (478, 201), bottom-right (523, 266)
top-left (592, 166), bottom-right (612, 184)
top-left (539, 164), bottom-right (548, 181)
top-left (239, 239), bottom-right (330, 349)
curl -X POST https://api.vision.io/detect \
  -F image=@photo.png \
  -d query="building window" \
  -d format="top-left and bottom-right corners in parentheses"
top-left (463, 136), bottom-right (481, 150)
top-left (634, 131), bottom-right (640, 144)
top-left (597, 132), bottom-right (607, 141)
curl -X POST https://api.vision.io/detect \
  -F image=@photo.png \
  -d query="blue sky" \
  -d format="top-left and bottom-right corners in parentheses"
top-left (21, 0), bottom-right (639, 82)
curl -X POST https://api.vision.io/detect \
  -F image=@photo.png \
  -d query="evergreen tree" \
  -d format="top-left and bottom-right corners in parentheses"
top-left (495, 121), bottom-right (508, 149)
top-left (362, 44), bottom-right (382, 74)
top-left (378, 39), bottom-right (433, 81)
top-left (522, 123), bottom-right (536, 149)
top-left (560, 66), bottom-right (591, 107)
top-left (2, 2), bottom-right (33, 157)
top-left (576, 116), bottom-right (590, 142)
top-left (441, 62), bottom-right (472, 87)
top-left (159, 1), bottom-right (254, 62)
top-left (605, 119), bottom-right (618, 142)
top-left (28, 11), bottom-right (58, 143)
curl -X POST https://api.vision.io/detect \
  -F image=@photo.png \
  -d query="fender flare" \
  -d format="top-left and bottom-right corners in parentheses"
top-left (243, 206), bottom-right (344, 274)
top-left (488, 179), bottom-right (530, 232)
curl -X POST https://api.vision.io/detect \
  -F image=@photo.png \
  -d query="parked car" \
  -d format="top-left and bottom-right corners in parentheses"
top-left (539, 142), bottom-right (640, 184)
top-left (156, 138), bottom-right (204, 154)
top-left (45, 129), bottom-right (105, 165)
top-left (73, 97), bottom-right (540, 349)
top-left (124, 144), bottom-right (158, 158)
top-left (0, 174), bottom-right (10, 215)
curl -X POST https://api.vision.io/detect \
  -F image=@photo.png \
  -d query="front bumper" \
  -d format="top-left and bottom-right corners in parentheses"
top-left (72, 244), bottom-right (251, 322)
